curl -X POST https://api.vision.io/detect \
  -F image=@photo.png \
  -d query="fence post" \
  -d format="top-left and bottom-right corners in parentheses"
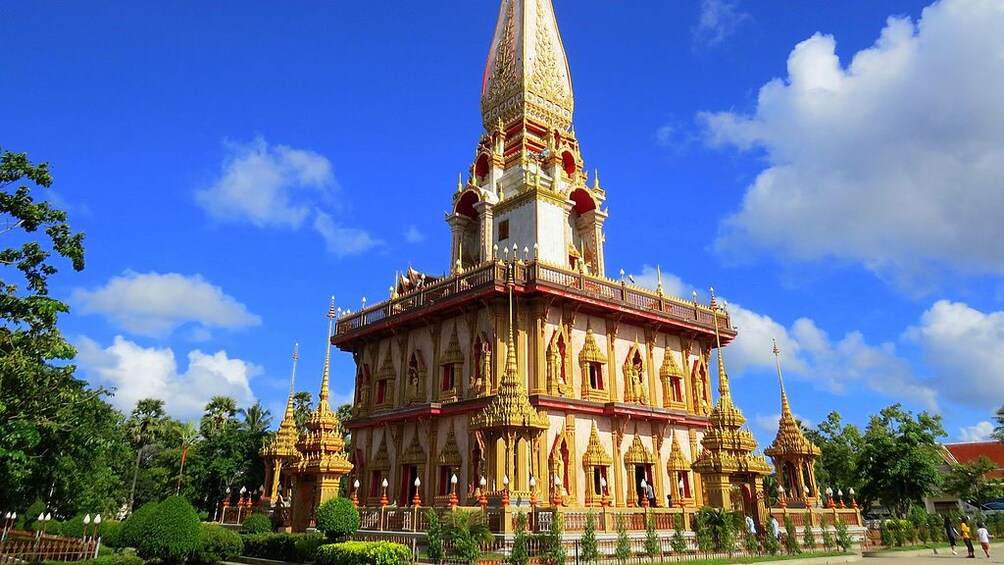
top-left (574, 539), bottom-right (580, 565)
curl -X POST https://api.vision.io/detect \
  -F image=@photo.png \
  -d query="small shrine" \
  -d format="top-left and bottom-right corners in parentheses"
top-left (261, 345), bottom-right (302, 506)
top-left (691, 291), bottom-right (772, 523)
top-left (764, 339), bottom-right (821, 507)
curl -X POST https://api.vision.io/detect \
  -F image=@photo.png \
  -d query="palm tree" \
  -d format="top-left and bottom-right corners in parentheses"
top-left (200, 395), bottom-right (237, 438)
top-left (442, 509), bottom-right (494, 564)
top-left (994, 405), bottom-right (1004, 442)
top-left (292, 391), bottom-right (312, 433)
top-left (126, 398), bottom-right (166, 512)
top-left (175, 421), bottom-right (200, 494)
top-left (239, 402), bottom-right (273, 438)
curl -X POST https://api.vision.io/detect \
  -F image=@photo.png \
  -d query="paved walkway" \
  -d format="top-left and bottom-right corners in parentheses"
top-left (858, 543), bottom-right (1004, 564)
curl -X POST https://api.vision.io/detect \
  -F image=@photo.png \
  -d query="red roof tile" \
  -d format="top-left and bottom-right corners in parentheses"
top-left (943, 441), bottom-right (1004, 478)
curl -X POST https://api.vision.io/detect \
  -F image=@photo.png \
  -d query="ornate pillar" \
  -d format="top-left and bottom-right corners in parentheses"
top-left (447, 214), bottom-right (473, 274)
top-left (644, 329), bottom-right (658, 407)
top-left (604, 317), bottom-right (620, 402)
top-left (530, 300), bottom-right (548, 394)
top-left (653, 426), bottom-right (666, 507)
top-left (580, 209), bottom-right (607, 277)
top-left (689, 428), bottom-right (704, 507)
top-left (612, 421), bottom-right (625, 507)
top-left (474, 201), bottom-right (494, 264)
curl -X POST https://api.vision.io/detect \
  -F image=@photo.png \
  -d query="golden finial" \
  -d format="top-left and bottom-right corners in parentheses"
top-left (283, 341), bottom-right (299, 417)
top-left (656, 265), bottom-right (664, 296)
top-left (772, 338), bottom-right (792, 418)
top-left (711, 287), bottom-right (730, 401)
top-left (457, 173), bottom-right (463, 193)
top-left (319, 296), bottom-right (336, 410)
top-left (594, 169), bottom-right (601, 191)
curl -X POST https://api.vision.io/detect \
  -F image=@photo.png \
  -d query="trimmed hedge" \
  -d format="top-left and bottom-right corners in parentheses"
top-left (118, 501), bottom-right (159, 549)
top-left (136, 496), bottom-right (201, 562)
top-left (315, 541), bottom-right (412, 565)
top-left (316, 498), bottom-right (360, 542)
top-left (242, 532), bottom-right (326, 563)
top-left (241, 513), bottom-right (273, 534)
top-left (193, 523), bottom-right (244, 564)
top-left (39, 555), bottom-right (144, 565)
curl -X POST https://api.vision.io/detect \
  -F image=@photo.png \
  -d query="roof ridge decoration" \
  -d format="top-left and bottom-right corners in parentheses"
top-left (581, 422), bottom-right (612, 467)
top-left (401, 430), bottom-right (427, 465)
top-left (481, 0), bottom-right (574, 131)
top-left (624, 434), bottom-right (654, 464)
top-left (578, 322), bottom-right (607, 364)
top-left (666, 432), bottom-right (690, 471)
top-left (370, 434), bottom-right (391, 470)
top-left (764, 339), bottom-right (821, 459)
top-left (471, 264), bottom-right (549, 431)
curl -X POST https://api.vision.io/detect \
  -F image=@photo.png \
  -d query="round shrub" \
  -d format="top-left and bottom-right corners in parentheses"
top-left (294, 534), bottom-right (327, 563)
top-left (315, 498), bottom-right (360, 542)
top-left (99, 520), bottom-right (122, 549)
top-left (193, 523), bottom-right (244, 564)
top-left (136, 495), bottom-right (201, 562)
top-left (119, 501), bottom-right (159, 549)
top-left (315, 541), bottom-right (412, 565)
top-left (241, 513), bottom-right (273, 534)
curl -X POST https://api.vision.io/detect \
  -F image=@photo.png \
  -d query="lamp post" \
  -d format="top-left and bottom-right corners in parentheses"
top-left (640, 479), bottom-right (649, 508)
top-left (237, 486), bottom-right (247, 523)
top-left (600, 477), bottom-right (609, 507)
top-left (837, 489), bottom-right (845, 508)
top-left (778, 485), bottom-right (787, 509)
top-left (220, 486), bottom-right (231, 523)
top-left (825, 487), bottom-right (834, 509)
top-left (449, 474), bottom-right (459, 508)
top-left (678, 477), bottom-right (686, 509)
top-left (380, 478), bottom-right (389, 507)
top-left (553, 475), bottom-right (562, 507)
top-left (352, 479), bottom-right (361, 507)
top-left (2, 512), bottom-right (15, 542)
top-left (803, 484), bottom-right (809, 503)
top-left (91, 515), bottom-right (102, 559)
top-left (413, 477), bottom-right (422, 507)
top-left (501, 475), bottom-right (510, 507)
top-left (849, 487), bottom-right (858, 509)
top-left (529, 475), bottom-right (537, 507)
top-left (478, 476), bottom-right (487, 509)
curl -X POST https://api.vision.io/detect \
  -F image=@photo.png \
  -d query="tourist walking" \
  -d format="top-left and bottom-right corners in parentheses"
top-left (960, 516), bottom-right (975, 558)
top-left (976, 522), bottom-right (992, 559)
top-left (944, 514), bottom-right (959, 555)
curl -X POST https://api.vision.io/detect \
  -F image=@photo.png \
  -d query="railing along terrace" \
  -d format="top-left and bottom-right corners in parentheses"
top-left (0, 532), bottom-right (99, 562)
top-left (335, 260), bottom-right (729, 337)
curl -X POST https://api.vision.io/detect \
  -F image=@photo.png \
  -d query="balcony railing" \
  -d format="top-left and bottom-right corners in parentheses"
top-left (335, 260), bottom-right (729, 338)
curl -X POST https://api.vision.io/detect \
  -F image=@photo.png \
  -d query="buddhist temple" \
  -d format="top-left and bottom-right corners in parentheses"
top-left (764, 339), bottom-right (821, 507)
top-left (332, 0), bottom-right (753, 518)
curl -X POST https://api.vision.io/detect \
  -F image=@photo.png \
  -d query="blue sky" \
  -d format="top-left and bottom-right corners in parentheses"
top-left (4, 0), bottom-right (1003, 445)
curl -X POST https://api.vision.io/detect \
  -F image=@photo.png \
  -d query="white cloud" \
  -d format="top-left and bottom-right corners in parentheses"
top-left (196, 136), bottom-right (334, 228)
top-left (404, 225), bottom-right (425, 244)
top-left (72, 271), bottom-right (261, 337)
top-left (693, 0), bottom-right (750, 47)
top-left (755, 412), bottom-right (813, 440)
top-left (630, 265), bottom-right (689, 298)
top-left (76, 335), bottom-right (260, 420)
top-left (700, 0), bottom-right (1004, 286)
top-left (959, 421), bottom-right (995, 442)
top-left (627, 267), bottom-right (936, 408)
top-left (905, 300), bottom-right (1004, 409)
top-left (314, 210), bottom-right (380, 257)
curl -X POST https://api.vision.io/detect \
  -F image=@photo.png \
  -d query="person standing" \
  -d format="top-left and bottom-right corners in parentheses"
top-left (944, 514), bottom-right (959, 555)
top-left (976, 522), bottom-right (992, 559)
top-left (960, 516), bottom-right (975, 558)
top-left (770, 516), bottom-right (781, 540)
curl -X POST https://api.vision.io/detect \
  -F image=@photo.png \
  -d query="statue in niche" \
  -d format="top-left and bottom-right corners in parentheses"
top-left (356, 378), bottom-right (369, 414)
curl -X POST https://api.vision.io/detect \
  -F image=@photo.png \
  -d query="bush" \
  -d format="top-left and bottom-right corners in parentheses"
top-left (100, 521), bottom-right (122, 549)
top-left (614, 516), bottom-right (631, 564)
top-left (316, 498), bottom-right (360, 542)
top-left (40, 555), bottom-right (144, 565)
top-left (242, 532), bottom-right (326, 562)
top-left (443, 510), bottom-right (493, 565)
top-left (315, 541), bottom-right (412, 565)
top-left (580, 511), bottom-right (598, 564)
top-left (834, 518), bottom-right (853, 552)
top-left (119, 501), bottom-right (159, 549)
top-left (643, 510), bottom-right (660, 558)
top-left (670, 514), bottom-right (687, 554)
top-left (694, 509), bottom-right (714, 553)
top-left (802, 521), bottom-right (816, 550)
top-left (540, 511), bottom-right (566, 565)
top-left (241, 513), bottom-right (273, 535)
top-left (426, 509), bottom-right (444, 564)
top-left (819, 515), bottom-right (834, 551)
top-left (21, 500), bottom-right (46, 531)
top-left (136, 495), bottom-right (201, 562)
top-left (192, 523), bottom-right (244, 564)
top-left (783, 515), bottom-right (800, 554)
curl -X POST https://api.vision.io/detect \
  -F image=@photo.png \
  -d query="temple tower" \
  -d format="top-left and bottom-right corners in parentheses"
top-left (290, 299), bottom-right (353, 531)
top-left (764, 339), bottom-right (821, 507)
top-left (691, 290), bottom-right (772, 521)
top-left (261, 344), bottom-right (301, 504)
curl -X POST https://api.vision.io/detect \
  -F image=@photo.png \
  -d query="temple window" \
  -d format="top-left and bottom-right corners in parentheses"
top-left (375, 380), bottom-right (387, 404)
top-left (677, 471), bottom-right (691, 498)
top-left (670, 375), bottom-right (683, 403)
top-left (441, 365), bottom-right (455, 391)
top-left (579, 325), bottom-right (607, 401)
top-left (498, 219), bottom-right (509, 241)
top-left (369, 470), bottom-right (382, 498)
top-left (588, 362), bottom-right (603, 390)
top-left (439, 326), bottom-right (464, 402)
top-left (438, 467), bottom-right (452, 497)
top-left (582, 424), bottom-right (612, 507)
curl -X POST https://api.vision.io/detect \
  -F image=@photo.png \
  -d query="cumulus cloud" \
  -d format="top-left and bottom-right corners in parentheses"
top-left (700, 0), bottom-right (1004, 286)
top-left (404, 225), bottom-right (425, 244)
top-left (693, 0), bottom-right (750, 47)
top-left (196, 137), bottom-right (377, 257)
top-left (196, 136), bottom-right (334, 228)
top-left (72, 271), bottom-right (261, 337)
top-left (314, 210), bottom-right (381, 257)
top-left (754, 412), bottom-right (813, 440)
top-left (958, 421), bottom-right (995, 442)
top-left (905, 300), bottom-right (1004, 409)
top-left (630, 265), bottom-right (689, 298)
top-left (76, 336), bottom-right (260, 420)
top-left (627, 267), bottom-right (936, 408)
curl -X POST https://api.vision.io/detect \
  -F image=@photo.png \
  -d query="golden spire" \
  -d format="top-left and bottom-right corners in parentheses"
top-left (261, 342), bottom-right (301, 460)
top-left (481, 0), bottom-right (574, 131)
top-left (318, 296), bottom-right (336, 415)
top-left (772, 338), bottom-right (792, 418)
top-left (710, 287), bottom-right (731, 402)
top-left (283, 342), bottom-right (299, 422)
top-left (765, 340), bottom-right (820, 459)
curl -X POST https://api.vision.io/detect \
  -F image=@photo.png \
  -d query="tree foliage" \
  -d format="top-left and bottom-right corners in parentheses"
top-left (856, 404), bottom-right (945, 517)
top-left (426, 509), bottom-right (444, 564)
top-left (580, 511), bottom-right (599, 564)
top-left (316, 498), bottom-right (360, 542)
top-left (509, 512), bottom-right (530, 565)
top-left (943, 456), bottom-right (1004, 508)
top-left (443, 510), bottom-right (493, 565)
top-left (614, 515), bottom-right (631, 563)
top-left (805, 411), bottom-right (864, 495)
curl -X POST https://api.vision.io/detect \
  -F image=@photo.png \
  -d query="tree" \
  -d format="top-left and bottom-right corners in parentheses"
top-left (993, 406), bottom-right (1004, 442)
top-left (292, 392), bottom-right (313, 433)
top-left (175, 421), bottom-right (200, 494)
top-left (0, 147), bottom-right (90, 511)
top-left (126, 398), bottom-right (167, 512)
top-left (643, 510), bottom-right (661, 558)
top-left (426, 509), bottom-right (444, 564)
top-left (614, 515), bottom-right (631, 564)
top-left (238, 402), bottom-right (272, 449)
top-left (443, 510), bottom-right (493, 565)
top-left (857, 404), bottom-right (945, 517)
top-left (805, 411), bottom-right (864, 495)
top-left (670, 514), bottom-right (687, 554)
top-left (200, 396), bottom-right (237, 438)
top-left (783, 516), bottom-right (800, 554)
top-left (942, 456), bottom-right (1004, 509)
top-left (540, 510), bottom-right (567, 565)
top-left (580, 511), bottom-right (599, 564)
top-left (509, 512), bottom-right (530, 565)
